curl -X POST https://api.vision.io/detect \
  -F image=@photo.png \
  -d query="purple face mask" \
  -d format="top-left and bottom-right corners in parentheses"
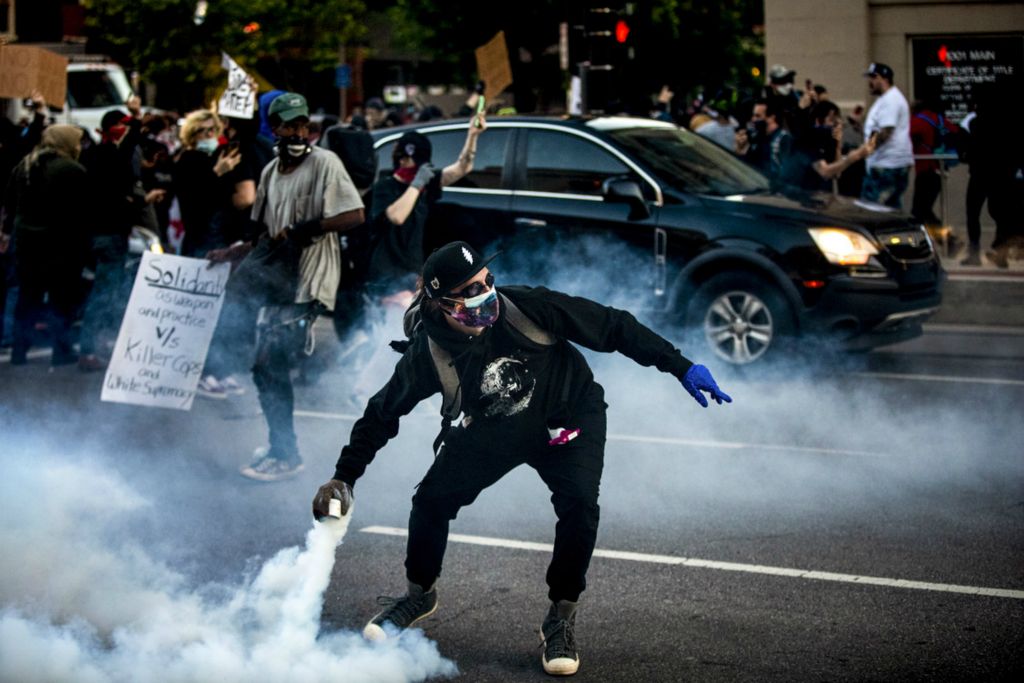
top-left (445, 288), bottom-right (500, 328)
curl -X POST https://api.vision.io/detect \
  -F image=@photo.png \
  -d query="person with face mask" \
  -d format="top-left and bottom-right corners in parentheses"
top-left (204, 92), bottom-right (365, 480)
top-left (312, 240), bottom-right (732, 677)
top-left (366, 116), bottom-right (487, 295)
top-left (172, 109), bottom-right (243, 259)
top-left (1, 125), bottom-right (90, 367)
top-left (78, 98), bottom-right (160, 371)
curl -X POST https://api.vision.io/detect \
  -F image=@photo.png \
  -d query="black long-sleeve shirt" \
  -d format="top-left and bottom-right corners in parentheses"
top-left (333, 285), bottom-right (693, 485)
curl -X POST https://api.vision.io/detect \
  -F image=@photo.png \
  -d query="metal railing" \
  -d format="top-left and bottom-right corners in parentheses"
top-left (913, 153), bottom-right (960, 227)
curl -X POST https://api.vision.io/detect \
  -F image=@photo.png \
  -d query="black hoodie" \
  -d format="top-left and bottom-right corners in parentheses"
top-left (333, 285), bottom-right (694, 485)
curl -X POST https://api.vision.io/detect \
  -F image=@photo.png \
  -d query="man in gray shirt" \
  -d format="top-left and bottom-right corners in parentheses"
top-left (209, 92), bottom-right (364, 481)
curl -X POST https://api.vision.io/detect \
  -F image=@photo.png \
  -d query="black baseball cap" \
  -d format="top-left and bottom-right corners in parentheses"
top-left (393, 131), bottom-right (432, 167)
top-left (422, 241), bottom-right (499, 299)
top-left (864, 63), bottom-right (894, 82)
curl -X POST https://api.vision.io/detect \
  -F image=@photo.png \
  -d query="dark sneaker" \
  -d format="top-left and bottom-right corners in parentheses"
top-left (239, 447), bottom-right (304, 482)
top-left (363, 581), bottom-right (438, 641)
top-left (959, 250), bottom-right (982, 267)
top-left (540, 600), bottom-right (580, 676)
top-left (196, 375), bottom-right (228, 399)
top-left (78, 354), bottom-right (107, 372)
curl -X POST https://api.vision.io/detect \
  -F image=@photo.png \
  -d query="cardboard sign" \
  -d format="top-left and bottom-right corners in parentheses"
top-left (102, 253), bottom-right (230, 410)
top-left (0, 45), bottom-right (68, 108)
top-left (474, 31), bottom-right (513, 102)
top-left (217, 52), bottom-right (256, 119)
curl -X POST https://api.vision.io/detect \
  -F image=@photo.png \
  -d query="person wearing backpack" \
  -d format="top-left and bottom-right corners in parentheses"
top-left (910, 100), bottom-right (960, 227)
top-left (311, 241), bottom-right (732, 676)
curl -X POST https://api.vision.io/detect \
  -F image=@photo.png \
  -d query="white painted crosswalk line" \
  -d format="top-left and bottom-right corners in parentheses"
top-left (360, 525), bottom-right (1024, 601)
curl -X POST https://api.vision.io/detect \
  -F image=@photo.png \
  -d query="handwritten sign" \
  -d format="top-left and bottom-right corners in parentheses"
top-left (102, 253), bottom-right (230, 410)
top-left (218, 52), bottom-right (256, 119)
top-left (0, 45), bottom-right (69, 108)
top-left (474, 32), bottom-right (513, 102)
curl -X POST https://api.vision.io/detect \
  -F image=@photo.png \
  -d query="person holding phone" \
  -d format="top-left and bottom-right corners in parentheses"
top-left (172, 109), bottom-right (247, 259)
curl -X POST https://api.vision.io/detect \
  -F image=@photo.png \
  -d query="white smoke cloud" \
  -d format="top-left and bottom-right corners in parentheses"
top-left (0, 455), bottom-right (457, 683)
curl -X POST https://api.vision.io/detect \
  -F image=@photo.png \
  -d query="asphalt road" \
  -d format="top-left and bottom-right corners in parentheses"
top-left (2, 323), bottom-right (1022, 681)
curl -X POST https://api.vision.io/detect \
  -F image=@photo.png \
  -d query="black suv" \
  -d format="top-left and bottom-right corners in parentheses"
top-left (370, 117), bottom-right (944, 365)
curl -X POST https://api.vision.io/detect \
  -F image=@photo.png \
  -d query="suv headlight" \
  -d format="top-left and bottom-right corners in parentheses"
top-left (808, 228), bottom-right (878, 266)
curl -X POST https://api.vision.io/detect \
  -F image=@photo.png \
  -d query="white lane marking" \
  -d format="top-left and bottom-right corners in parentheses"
top-left (360, 526), bottom-right (1024, 601)
top-left (0, 349), bottom-right (54, 363)
top-left (924, 323), bottom-right (1024, 336)
top-left (292, 410), bottom-right (882, 458)
top-left (605, 434), bottom-right (881, 458)
top-left (946, 272), bottom-right (1024, 283)
top-left (850, 372), bottom-right (1024, 387)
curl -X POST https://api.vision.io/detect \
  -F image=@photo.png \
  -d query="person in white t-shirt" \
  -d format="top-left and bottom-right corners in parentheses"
top-left (207, 92), bottom-right (365, 481)
top-left (861, 63), bottom-right (913, 209)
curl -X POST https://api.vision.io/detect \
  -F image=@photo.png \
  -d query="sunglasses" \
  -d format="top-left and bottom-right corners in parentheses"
top-left (442, 272), bottom-right (495, 303)
top-left (196, 125), bottom-right (218, 136)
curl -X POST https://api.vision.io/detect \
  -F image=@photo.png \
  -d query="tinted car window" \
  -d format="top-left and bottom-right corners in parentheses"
top-left (607, 126), bottom-right (769, 196)
top-left (375, 128), bottom-right (510, 189)
top-left (524, 130), bottom-right (631, 196)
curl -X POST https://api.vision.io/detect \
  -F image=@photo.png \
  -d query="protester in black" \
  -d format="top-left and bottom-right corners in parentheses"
top-left (790, 101), bottom-right (877, 193)
top-left (312, 241), bottom-right (731, 677)
top-left (78, 99), bottom-right (152, 370)
top-left (366, 117), bottom-right (487, 294)
top-left (1, 125), bottom-right (89, 366)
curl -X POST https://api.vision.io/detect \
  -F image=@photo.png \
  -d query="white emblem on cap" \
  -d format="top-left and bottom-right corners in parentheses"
top-left (461, 247), bottom-right (474, 264)
top-left (431, 277), bottom-right (440, 290)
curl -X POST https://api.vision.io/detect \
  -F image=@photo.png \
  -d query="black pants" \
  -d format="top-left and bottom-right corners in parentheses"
top-left (405, 403), bottom-right (606, 603)
top-left (911, 169), bottom-right (941, 225)
top-left (12, 233), bottom-right (81, 362)
top-left (967, 172), bottom-right (1023, 249)
top-left (965, 172), bottom-right (986, 248)
top-left (208, 237), bottom-right (306, 457)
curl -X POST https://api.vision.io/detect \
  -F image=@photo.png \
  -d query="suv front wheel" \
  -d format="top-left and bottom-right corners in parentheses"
top-left (686, 272), bottom-right (793, 365)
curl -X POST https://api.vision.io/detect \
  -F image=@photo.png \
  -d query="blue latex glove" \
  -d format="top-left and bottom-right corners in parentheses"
top-left (681, 364), bottom-right (732, 408)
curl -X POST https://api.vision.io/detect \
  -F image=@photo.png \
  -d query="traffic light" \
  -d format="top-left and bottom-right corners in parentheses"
top-left (615, 19), bottom-right (630, 44)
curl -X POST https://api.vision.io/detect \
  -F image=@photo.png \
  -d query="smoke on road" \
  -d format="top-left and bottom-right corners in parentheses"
top-left (0, 452), bottom-right (457, 683)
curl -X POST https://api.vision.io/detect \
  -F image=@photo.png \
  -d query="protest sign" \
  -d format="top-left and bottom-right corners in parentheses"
top-left (218, 52), bottom-right (256, 119)
top-left (102, 253), bottom-right (230, 410)
top-left (475, 32), bottom-right (513, 101)
top-left (0, 45), bottom-right (68, 108)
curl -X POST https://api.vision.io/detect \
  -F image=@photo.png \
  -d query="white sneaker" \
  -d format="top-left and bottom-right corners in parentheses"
top-left (219, 375), bottom-right (246, 396)
top-left (196, 375), bottom-right (228, 399)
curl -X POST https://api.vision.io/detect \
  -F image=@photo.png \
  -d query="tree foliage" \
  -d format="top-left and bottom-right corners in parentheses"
top-left (380, 0), bottom-right (764, 112)
top-left (83, 0), bottom-right (366, 107)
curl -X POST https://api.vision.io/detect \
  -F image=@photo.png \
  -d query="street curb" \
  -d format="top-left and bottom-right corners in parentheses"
top-left (933, 272), bottom-right (1024, 327)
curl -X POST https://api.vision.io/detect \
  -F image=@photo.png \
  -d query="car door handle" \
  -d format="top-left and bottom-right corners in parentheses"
top-left (514, 217), bottom-right (547, 228)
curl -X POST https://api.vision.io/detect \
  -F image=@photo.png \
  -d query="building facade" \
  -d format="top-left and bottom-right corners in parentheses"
top-left (765, 0), bottom-right (1023, 120)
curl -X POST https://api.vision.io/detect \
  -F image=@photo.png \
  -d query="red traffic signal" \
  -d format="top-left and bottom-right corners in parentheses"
top-left (615, 19), bottom-right (630, 43)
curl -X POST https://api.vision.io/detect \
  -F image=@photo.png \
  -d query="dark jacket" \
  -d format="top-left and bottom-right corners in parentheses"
top-left (4, 151), bottom-right (89, 241)
top-left (80, 118), bottom-right (144, 238)
top-left (333, 285), bottom-right (694, 485)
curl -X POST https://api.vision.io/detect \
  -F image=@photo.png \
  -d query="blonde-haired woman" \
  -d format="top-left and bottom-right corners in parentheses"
top-left (173, 108), bottom-right (243, 257)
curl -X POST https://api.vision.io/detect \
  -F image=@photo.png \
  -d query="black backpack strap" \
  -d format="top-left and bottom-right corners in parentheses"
top-left (428, 336), bottom-right (462, 421)
top-left (500, 293), bottom-right (555, 346)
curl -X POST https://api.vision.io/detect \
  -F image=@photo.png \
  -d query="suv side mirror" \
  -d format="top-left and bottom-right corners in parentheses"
top-left (602, 177), bottom-right (651, 220)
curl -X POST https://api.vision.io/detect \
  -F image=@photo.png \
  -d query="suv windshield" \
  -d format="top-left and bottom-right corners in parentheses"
top-left (67, 69), bottom-right (131, 109)
top-left (608, 126), bottom-right (769, 196)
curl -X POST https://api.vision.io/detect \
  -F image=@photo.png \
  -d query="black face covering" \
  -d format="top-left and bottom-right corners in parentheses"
top-left (747, 119), bottom-right (768, 141)
top-left (276, 134), bottom-right (312, 167)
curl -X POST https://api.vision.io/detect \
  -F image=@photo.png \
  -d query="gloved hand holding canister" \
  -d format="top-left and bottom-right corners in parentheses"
top-left (411, 163), bottom-right (436, 191)
top-left (312, 479), bottom-right (354, 520)
top-left (286, 218), bottom-right (325, 247)
top-left (681, 364), bottom-right (732, 408)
